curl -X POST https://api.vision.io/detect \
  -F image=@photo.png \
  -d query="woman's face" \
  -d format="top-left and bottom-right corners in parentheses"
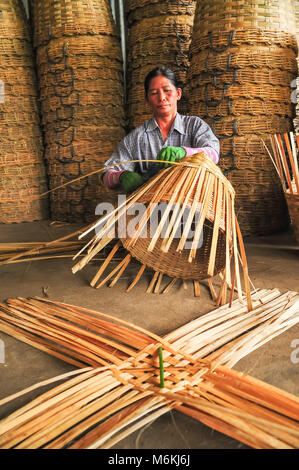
top-left (146, 75), bottom-right (182, 118)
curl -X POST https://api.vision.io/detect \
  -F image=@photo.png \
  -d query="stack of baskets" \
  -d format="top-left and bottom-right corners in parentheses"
top-left (0, 0), bottom-right (48, 224)
top-left (294, 0), bottom-right (299, 133)
top-left (188, 0), bottom-right (298, 236)
top-left (125, 0), bottom-right (196, 130)
top-left (31, 0), bottom-right (126, 223)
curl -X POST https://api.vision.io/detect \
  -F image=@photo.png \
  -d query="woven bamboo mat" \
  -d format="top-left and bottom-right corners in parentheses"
top-left (0, 289), bottom-right (298, 448)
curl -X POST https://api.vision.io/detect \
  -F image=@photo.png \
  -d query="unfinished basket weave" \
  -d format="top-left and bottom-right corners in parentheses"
top-left (31, 0), bottom-right (126, 223)
top-left (72, 153), bottom-right (252, 307)
top-left (125, 0), bottom-right (196, 129)
top-left (187, 0), bottom-right (298, 236)
top-left (0, 0), bottom-right (48, 224)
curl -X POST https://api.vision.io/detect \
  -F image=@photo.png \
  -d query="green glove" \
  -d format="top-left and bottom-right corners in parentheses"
top-left (119, 171), bottom-right (144, 193)
top-left (156, 146), bottom-right (186, 168)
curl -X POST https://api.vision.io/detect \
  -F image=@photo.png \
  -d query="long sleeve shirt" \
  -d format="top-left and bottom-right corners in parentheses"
top-left (103, 113), bottom-right (220, 188)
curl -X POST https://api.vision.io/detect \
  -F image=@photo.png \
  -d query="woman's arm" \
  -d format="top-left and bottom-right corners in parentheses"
top-left (181, 146), bottom-right (219, 164)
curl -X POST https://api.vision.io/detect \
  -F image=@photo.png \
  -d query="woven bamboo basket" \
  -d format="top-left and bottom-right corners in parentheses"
top-left (31, 0), bottom-right (126, 223)
top-left (32, 0), bottom-right (117, 47)
top-left (189, 47), bottom-right (298, 76)
top-left (264, 133), bottom-right (299, 242)
top-left (195, 69), bottom-right (296, 88)
top-left (219, 134), bottom-right (280, 172)
top-left (192, 0), bottom-right (296, 36)
top-left (187, 0), bottom-right (298, 236)
top-left (285, 193), bottom-right (299, 243)
top-left (125, 1), bottom-right (195, 129)
top-left (73, 152), bottom-right (252, 308)
top-left (293, 0), bottom-right (299, 134)
top-left (120, 163), bottom-right (229, 280)
top-left (189, 81), bottom-right (295, 103)
top-left (190, 29), bottom-right (298, 55)
top-left (125, 0), bottom-right (196, 25)
top-left (194, 99), bottom-right (293, 119)
top-left (0, 0), bottom-right (48, 224)
top-left (0, 1), bottom-right (29, 39)
top-left (203, 115), bottom-right (292, 137)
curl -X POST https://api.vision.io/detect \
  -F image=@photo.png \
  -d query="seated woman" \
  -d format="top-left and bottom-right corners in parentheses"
top-left (103, 66), bottom-right (220, 193)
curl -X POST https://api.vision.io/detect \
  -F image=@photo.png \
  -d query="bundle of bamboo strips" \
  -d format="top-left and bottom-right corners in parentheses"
top-left (0, 291), bottom-right (298, 449)
top-left (71, 154), bottom-right (252, 308)
top-left (0, 241), bottom-right (123, 264)
top-left (264, 132), bottom-right (299, 243)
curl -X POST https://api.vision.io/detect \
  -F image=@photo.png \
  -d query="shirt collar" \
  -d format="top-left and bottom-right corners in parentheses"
top-left (145, 113), bottom-right (185, 135)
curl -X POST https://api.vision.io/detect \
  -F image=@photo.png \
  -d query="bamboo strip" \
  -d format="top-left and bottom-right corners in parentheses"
top-left (126, 264), bottom-right (146, 292)
top-left (194, 281), bottom-right (201, 298)
top-left (177, 168), bottom-right (207, 252)
top-left (96, 255), bottom-right (129, 289)
top-left (146, 271), bottom-right (159, 294)
top-left (208, 179), bottom-right (223, 276)
top-left (127, 168), bottom-right (181, 249)
top-left (90, 241), bottom-right (121, 287)
top-left (275, 134), bottom-right (293, 192)
top-left (188, 172), bottom-right (214, 261)
top-left (148, 168), bottom-right (193, 252)
top-left (160, 168), bottom-right (199, 252)
top-left (0, 291), bottom-right (299, 447)
top-left (162, 277), bottom-right (178, 294)
top-left (109, 254), bottom-right (132, 288)
top-left (284, 133), bottom-right (299, 193)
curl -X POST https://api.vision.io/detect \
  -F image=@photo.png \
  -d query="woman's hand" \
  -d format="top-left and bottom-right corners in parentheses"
top-left (156, 146), bottom-right (186, 168)
top-left (119, 171), bottom-right (144, 193)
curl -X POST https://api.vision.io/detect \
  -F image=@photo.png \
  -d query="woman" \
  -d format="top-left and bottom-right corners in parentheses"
top-left (103, 66), bottom-right (220, 193)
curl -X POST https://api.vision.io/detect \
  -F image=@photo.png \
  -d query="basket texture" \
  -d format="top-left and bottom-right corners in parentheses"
top-left (192, 0), bottom-right (296, 36)
top-left (120, 153), bottom-right (234, 281)
top-left (125, 0), bottom-right (196, 130)
top-left (187, 0), bottom-right (298, 236)
top-left (0, 0), bottom-right (48, 224)
top-left (285, 192), bottom-right (299, 243)
top-left (293, 0), bottom-right (299, 134)
top-left (31, 0), bottom-right (126, 223)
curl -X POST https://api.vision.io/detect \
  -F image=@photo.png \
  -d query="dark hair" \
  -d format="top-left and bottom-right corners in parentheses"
top-left (144, 66), bottom-right (179, 95)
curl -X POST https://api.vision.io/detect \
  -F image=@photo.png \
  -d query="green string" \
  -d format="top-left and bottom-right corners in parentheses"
top-left (158, 346), bottom-right (165, 389)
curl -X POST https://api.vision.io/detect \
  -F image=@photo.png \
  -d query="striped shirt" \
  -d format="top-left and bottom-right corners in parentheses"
top-left (103, 113), bottom-right (220, 188)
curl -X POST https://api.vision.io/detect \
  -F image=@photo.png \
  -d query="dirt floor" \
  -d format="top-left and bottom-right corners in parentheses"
top-left (0, 219), bottom-right (298, 449)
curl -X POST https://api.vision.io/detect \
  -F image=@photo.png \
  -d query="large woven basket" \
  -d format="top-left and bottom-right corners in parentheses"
top-left (125, 0), bottom-right (196, 129)
top-left (32, 0), bottom-right (116, 47)
top-left (120, 153), bottom-right (234, 280)
top-left (0, 0), bottom-right (48, 224)
top-left (192, 0), bottom-right (296, 36)
top-left (72, 152), bottom-right (251, 305)
top-left (187, 0), bottom-right (298, 236)
top-left (293, 0), bottom-right (299, 134)
top-left (285, 192), bottom-right (299, 243)
top-left (31, 0), bottom-right (126, 223)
